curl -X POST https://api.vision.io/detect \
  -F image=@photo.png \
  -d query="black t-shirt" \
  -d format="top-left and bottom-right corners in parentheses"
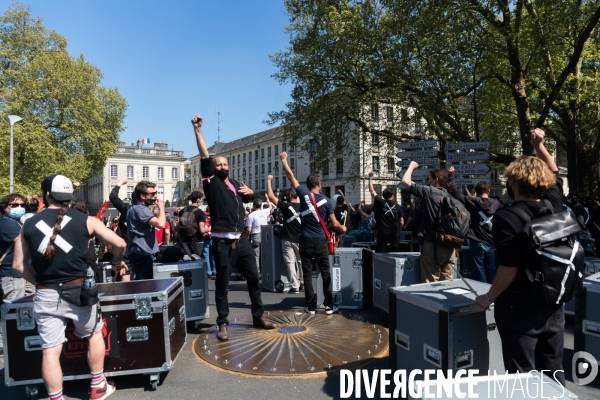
top-left (493, 175), bottom-right (564, 302)
top-left (333, 204), bottom-right (349, 235)
top-left (373, 195), bottom-right (403, 234)
top-left (277, 200), bottom-right (301, 243)
top-left (178, 206), bottom-right (207, 242)
top-left (402, 207), bottom-right (415, 231)
top-left (23, 208), bottom-right (91, 284)
top-left (574, 204), bottom-right (589, 225)
top-left (0, 217), bottom-right (22, 277)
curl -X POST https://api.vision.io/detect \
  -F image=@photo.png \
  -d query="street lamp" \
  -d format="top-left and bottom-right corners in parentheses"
top-left (5, 115), bottom-right (23, 193)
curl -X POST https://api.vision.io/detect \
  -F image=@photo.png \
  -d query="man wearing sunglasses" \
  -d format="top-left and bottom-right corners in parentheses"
top-left (126, 181), bottom-right (165, 280)
top-left (0, 193), bottom-right (35, 356)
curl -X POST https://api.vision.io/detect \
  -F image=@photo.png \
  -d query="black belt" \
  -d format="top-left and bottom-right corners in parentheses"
top-left (215, 236), bottom-right (243, 249)
top-left (37, 277), bottom-right (85, 290)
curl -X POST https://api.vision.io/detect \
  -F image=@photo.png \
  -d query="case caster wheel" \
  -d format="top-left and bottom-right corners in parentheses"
top-left (187, 320), bottom-right (196, 330)
top-left (150, 380), bottom-right (158, 391)
top-left (274, 280), bottom-right (285, 293)
top-left (26, 385), bottom-right (38, 400)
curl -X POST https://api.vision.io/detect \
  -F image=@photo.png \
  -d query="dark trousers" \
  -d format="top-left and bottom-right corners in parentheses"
top-left (212, 236), bottom-right (264, 326)
top-left (495, 299), bottom-right (566, 385)
top-left (376, 231), bottom-right (399, 253)
top-left (128, 252), bottom-right (154, 280)
top-left (299, 237), bottom-right (332, 308)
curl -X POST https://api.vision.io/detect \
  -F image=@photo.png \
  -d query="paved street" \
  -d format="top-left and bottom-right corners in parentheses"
top-left (1, 275), bottom-right (600, 399)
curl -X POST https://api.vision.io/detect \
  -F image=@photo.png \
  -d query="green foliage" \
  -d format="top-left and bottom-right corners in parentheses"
top-left (164, 199), bottom-right (170, 208)
top-left (176, 199), bottom-right (184, 207)
top-left (0, 3), bottom-right (127, 195)
top-left (271, 0), bottom-right (600, 193)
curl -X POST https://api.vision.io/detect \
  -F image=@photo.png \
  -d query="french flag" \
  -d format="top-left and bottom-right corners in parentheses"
top-left (141, 138), bottom-right (150, 144)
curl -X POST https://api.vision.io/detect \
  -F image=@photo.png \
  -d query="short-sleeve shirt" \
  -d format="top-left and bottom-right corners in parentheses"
top-left (402, 207), bottom-right (415, 231)
top-left (373, 195), bottom-right (403, 235)
top-left (246, 209), bottom-right (271, 234)
top-left (493, 175), bottom-right (564, 302)
top-left (0, 217), bottom-right (22, 277)
top-left (333, 204), bottom-right (349, 235)
top-left (126, 203), bottom-right (158, 256)
top-left (296, 186), bottom-right (334, 239)
top-left (277, 200), bottom-right (301, 243)
top-left (178, 206), bottom-right (207, 242)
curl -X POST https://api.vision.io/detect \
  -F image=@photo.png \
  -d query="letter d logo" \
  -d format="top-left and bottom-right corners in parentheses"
top-left (572, 351), bottom-right (598, 385)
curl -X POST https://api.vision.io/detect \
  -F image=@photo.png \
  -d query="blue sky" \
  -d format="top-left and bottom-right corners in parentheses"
top-left (13, 0), bottom-right (292, 158)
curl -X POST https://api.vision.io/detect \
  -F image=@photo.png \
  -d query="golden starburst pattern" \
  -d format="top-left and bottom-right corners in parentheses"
top-left (194, 310), bottom-right (388, 376)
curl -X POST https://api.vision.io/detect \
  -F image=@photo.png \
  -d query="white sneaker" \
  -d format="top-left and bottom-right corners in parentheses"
top-left (304, 307), bottom-right (316, 315)
top-left (324, 306), bottom-right (339, 315)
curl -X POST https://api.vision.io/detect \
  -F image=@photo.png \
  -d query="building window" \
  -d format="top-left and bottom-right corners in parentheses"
top-left (255, 165), bottom-right (258, 175)
top-left (268, 147), bottom-right (272, 158)
top-left (127, 166), bottom-right (133, 179)
top-left (238, 169), bottom-right (240, 180)
top-left (157, 187), bottom-right (164, 200)
top-left (322, 161), bottom-right (329, 177)
top-left (373, 184), bottom-right (382, 195)
top-left (387, 157), bottom-right (395, 174)
top-left (282, 143), bottom-right (287, 152)
top-left (336, 158), bottom-right (343, 174)
top-left (386, 106), bottom-right (393, 122)
top-left (372, 156), bottom-right (380, 172)
top-left (227, 157), bottom-right (230, 165)
top-left (232, 169), bottom-right (235, 179)
top-left (255, 150), bottom-right (258, 161)
top-left (243, 153), bottom-right (246, 163)
top-left (275, 177), bottom-right (279, 188)
top-left (143, 166), bottom-right (149, 178)
top-left (193, 165), bottom-right (196, 175)
top-left (261, 164), bottom-right (265, 174)
top-left (261, 179), bottom-right (265, 190)
top-left (310, 163), bottom-right (317, 174)
top-left (142, 149), bottom-right (150, 154)
top-left (268, 162), bottom-right (271, 173)
top-left (261, 148), bottom-right (265, 160)
top-left (232, 156), bottom-right (235, 166)
top-left (127, 185), bottom-right (133, 199)
top-left (255, 179), bottom-right (258, 190)
top-left (283, 176), bottom-right (287, 188)
top-left (157, 167), bottom-right (164, 180)
top-left (275, 145), bottom-right (279, 155)
top-left (290, 158), bottom-right (295, 169)
top-left (110, 165), bottom-right (117, 178)
top-left (371, 104), bottom-right (379, 120)
top-left (401, 108), bottom-right (409, 121)
top-left (237, 154), bottom-right (240, 165)
top-left (172, 168), bottom-right (178, 180)
top-left (387, 136), bottom-right (394, 147)
top-left (289, 143), bottom-right (295, 152)
top-left (372, 133), bottom-right (379, 151)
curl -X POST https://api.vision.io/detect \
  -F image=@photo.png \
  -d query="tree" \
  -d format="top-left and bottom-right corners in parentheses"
top-left (164, 199), bottom-right (170, 208)
top-left (270, 0), bottom-right (600, 194)
top-left (0, 3), bottom-right (127, 195)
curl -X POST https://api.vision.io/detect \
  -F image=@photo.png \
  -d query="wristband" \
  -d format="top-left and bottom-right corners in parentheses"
top-left (485, 293), bottom-right (493, 303)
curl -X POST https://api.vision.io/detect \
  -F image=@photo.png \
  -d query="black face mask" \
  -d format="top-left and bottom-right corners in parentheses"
top-left (506, 180), bottom-right (515, 200)
top-left (215, 169), bottom-right (229, 179)
top-left (146, 199), bottom-right (156, 206)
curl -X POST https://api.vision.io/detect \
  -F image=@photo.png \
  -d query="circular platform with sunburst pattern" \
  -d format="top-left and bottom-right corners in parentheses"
top-left (194, 310), bottom-right (388, 376)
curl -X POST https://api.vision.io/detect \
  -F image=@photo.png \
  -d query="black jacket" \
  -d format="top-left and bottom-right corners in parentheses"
top-left (109, 185), bottom-right (131, 242)
top-left (201, 157), bottom-right (253, 233)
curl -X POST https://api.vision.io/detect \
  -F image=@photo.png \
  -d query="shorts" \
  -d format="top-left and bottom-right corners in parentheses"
top-left (33, 288), bottom-right (102, 349)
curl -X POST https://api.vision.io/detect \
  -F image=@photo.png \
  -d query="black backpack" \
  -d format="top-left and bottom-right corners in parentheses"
top-left (178, 207), bottom-right (198, 239)
top-left (506, 200), bottom-right (585, 305)
top-left (432, 191), bottom-right (471, 248)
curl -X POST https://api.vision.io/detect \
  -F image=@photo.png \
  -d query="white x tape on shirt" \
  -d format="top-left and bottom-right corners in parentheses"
top-left (478, 211), bottom-right (493, 229)
top-left (35, 216), bottom-right (73, 254)
top-left (301, 196), bottom-right (327, 221)
top-left (384, 203), bottom-right (397, 216)
top-left (286, 205), bottom-right (301, 224)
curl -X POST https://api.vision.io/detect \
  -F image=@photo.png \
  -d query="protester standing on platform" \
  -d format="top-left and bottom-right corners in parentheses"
top-left (280, 151), bottom-right (347, 314)
top-left (12, 174), bottom-right (128, 400)
top-left (126, 181), bottom-right (165, 280)
top-left (475, 128), bottom-right (567, 385)
top-left (368, 172), bottom-right (403, 252)
top-left (400, 166), bottom-right (456, 282)
top-left (448, 172), bottom-right (501, 283)
top-left (0, 193), bottom-right (35, 356)
top-left (266, 175), bottom-right (303, 293)
top-left (192, 113), bottom-right (274, 341)
top-left (246, 198), bottom-right (273, 274)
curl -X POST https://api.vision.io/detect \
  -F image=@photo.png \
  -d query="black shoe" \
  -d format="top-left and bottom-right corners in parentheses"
top-left (299, 284), bottom-right (305, 292)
